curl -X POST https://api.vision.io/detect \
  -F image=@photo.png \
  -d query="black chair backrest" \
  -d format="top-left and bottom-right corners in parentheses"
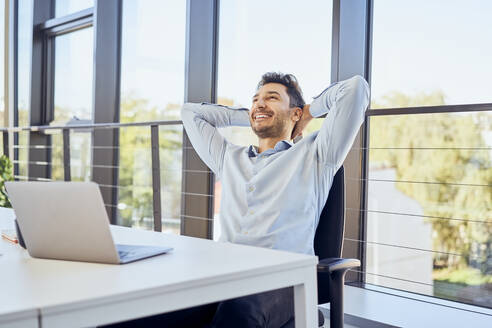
top-left (314, 166), bottom-right (345, 259)
top-left (314, 166), bottom-right (345, 304)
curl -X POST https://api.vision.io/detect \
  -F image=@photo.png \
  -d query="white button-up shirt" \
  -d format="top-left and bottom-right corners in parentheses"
top-left (181, 75), bottom-right (369, 254)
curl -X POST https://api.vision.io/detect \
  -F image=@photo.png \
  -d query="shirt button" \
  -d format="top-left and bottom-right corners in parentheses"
top-left (244, 231), bottom-right (249, 235)
top-left (248, 186), bottom-right (254, 192)
top-left (249, 210), bottom-right (254, 215)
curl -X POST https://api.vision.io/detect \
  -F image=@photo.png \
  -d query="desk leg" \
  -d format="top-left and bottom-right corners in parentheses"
top-left (294, 267), bottom-right (318, 328)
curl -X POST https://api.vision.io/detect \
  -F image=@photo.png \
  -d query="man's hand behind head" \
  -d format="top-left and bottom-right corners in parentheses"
top-left (291, 104), bottom-right (313, 140)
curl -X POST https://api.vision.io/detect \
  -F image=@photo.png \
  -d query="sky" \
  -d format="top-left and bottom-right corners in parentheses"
top-left (7, 0), bottom-right (492, 121)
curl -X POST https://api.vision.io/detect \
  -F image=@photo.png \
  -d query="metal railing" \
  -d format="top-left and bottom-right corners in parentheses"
top-left (0, 120), bottom-right (183, 233)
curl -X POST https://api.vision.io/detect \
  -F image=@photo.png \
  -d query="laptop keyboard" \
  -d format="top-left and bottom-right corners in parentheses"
top-left (115, 243), bottom-right (173, 263)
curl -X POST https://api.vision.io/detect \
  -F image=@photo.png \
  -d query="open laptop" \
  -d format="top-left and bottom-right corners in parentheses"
top-left (5, 181), bottom-right (173, 264)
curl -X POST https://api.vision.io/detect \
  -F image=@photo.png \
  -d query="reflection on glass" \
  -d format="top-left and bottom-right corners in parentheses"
top-left (120, 0), bottom-right (185, 121)
top-left (214, 0), bottom-right (333, 239)
top-left (372, 0), bottom-right (492, 107)
top-left (367, 111), bottom-right (492, 307)
top-left (53, 28), bottom-right (93, 124)
top-left (55, 0), bottom-right (93, 17)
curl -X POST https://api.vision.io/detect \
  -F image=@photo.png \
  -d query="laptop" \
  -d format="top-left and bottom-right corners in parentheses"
top-left (5, 181), bottom-right (173, 264)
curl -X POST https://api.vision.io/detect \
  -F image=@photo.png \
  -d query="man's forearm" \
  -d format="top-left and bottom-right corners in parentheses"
top-left (182, 102), bottom-right (250, 128)
top-left (311, 75), bottom-right (370, 167)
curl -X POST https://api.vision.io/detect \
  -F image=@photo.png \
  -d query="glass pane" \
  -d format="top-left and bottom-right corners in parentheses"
top-left (117, 126), bottom-right (153, 229)
top-left (159, 125), bottom-right (182, 234)
top-left (53, 27), bottom-right (93, 124)
top-left (367, 111), bottom-right (492, 307)
top-left (120, 0), bottom-right (185, 122)
top-left (55, 0), bottom-right (93, 17)
top-left (117, 125), bottom-right (182, 232)
top-left (119, 0), bottom-right (185, 232)
top-left (371, 0), bottom-right (492, 108)
top-left (16, 0), bottom-right (33, 180)
top-left (215, 0), bottom-right (333, 239)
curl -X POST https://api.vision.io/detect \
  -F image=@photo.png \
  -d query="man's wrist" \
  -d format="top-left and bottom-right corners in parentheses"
top-left (304, 104), bottom-right (313, 119)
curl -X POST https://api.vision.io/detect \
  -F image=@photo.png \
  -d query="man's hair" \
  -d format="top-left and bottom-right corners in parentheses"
top-left (257, 72), bottom-right (305, 109)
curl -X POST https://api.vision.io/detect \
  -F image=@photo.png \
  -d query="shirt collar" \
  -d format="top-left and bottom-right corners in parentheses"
top-left (247, 140), bottom-right (293, 158)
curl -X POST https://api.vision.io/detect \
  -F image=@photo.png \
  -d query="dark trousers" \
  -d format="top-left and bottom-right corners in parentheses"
top-left (102, 287), bottom-right (294, 328)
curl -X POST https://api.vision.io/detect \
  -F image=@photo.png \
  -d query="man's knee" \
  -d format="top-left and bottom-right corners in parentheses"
top-left (213, 296), bottom-right (266, 327)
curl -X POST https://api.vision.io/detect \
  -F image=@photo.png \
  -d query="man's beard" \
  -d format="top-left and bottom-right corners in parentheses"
top-left (251, 116), bottom-right (290, 139)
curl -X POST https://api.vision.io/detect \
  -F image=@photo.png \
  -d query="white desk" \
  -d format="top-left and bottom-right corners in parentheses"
top-left (0, 208), bottom-right (318, 327)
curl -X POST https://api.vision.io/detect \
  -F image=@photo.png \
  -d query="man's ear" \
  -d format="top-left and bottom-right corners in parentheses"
top-left (292, 107), bottom-right (303, 122)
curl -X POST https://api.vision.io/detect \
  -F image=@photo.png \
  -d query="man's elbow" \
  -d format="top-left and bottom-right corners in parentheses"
top-left (347, 75), bottom-right (370, 110)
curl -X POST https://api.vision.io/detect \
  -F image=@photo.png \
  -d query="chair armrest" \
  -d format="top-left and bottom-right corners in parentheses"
top-left (317, 257), bottom-right (360, 273)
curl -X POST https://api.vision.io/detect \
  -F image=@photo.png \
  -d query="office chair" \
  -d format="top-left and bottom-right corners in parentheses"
top-left (281, 166), bottom-right (360, 328)
top-left (314, 165), bottom-right (360, 328)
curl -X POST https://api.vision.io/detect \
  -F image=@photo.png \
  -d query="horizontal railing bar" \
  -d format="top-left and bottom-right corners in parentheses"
top-left (363, 147), bottom-right (492, 150)
top-left (13, 145), bottom-right (61, 149)
top-left (12, 160), bottom-right (63, 166)
top-left (13, 175), bottom-right (52, 181)
top-left (180, 192), bottom-right (213, 197)
top-left (344, 238), bottom-right (478, 259)
top-left (366, 102), bottom-right (492, 116)
top-left (346, 208), bottom-right (491, 224)
top-left (180, 214), bottom-right (213, 222)
top-left (9, 145), bottom-right (491, 151)
top-left (0, 120), bottom-right (183, 133)
top-left (347, 177), bottom-right (492, 188)
top-left (9, 161), bottom-right (207, 174)
top-left (350, 269), bottom-right (434, 287)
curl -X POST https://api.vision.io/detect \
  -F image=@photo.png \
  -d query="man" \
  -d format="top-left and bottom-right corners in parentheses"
top-left (180, 73), bottom-right (369, 327)
top-left (107, 73), bottom-right (369, 327)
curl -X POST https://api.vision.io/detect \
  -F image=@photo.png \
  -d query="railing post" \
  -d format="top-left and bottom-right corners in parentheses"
top-left (150, 125), bottom-right (162, 232)
top-left (2, 132), bottom-right (9, 157)
top-left (62, 128), bottom-right (71, 181)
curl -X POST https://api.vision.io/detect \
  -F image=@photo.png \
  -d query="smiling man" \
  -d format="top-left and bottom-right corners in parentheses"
top-left (177, 72), bottom-right (370, 327)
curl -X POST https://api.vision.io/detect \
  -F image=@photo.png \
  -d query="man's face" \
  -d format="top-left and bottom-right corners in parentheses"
top-left (250, 83), bottom-right (298, 139)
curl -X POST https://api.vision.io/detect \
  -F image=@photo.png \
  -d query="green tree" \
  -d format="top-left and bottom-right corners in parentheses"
top-left (370, 91), bottom-right (492, 278)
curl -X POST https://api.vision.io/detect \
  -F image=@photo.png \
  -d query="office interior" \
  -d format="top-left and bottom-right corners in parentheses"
top-left (0, 0), bottom-right (491, 327)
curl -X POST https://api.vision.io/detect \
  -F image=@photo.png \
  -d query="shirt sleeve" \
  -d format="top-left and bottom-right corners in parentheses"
top-left (309, 75), bottom-right (370, 168)
top-left (181, 102), bottom-right (250, 175)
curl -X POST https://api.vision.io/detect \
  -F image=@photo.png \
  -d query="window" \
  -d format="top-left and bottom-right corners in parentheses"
top-left (215, 0), bottom-right (333, 238)
top-left (118, 0), bottom-right (186, 232)
top-left (367, 0), bottom-right (492, 308)
top-left (371, 0), bottom-right (492, 108)
top-left (53, 27), bottom-right (94, 124)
